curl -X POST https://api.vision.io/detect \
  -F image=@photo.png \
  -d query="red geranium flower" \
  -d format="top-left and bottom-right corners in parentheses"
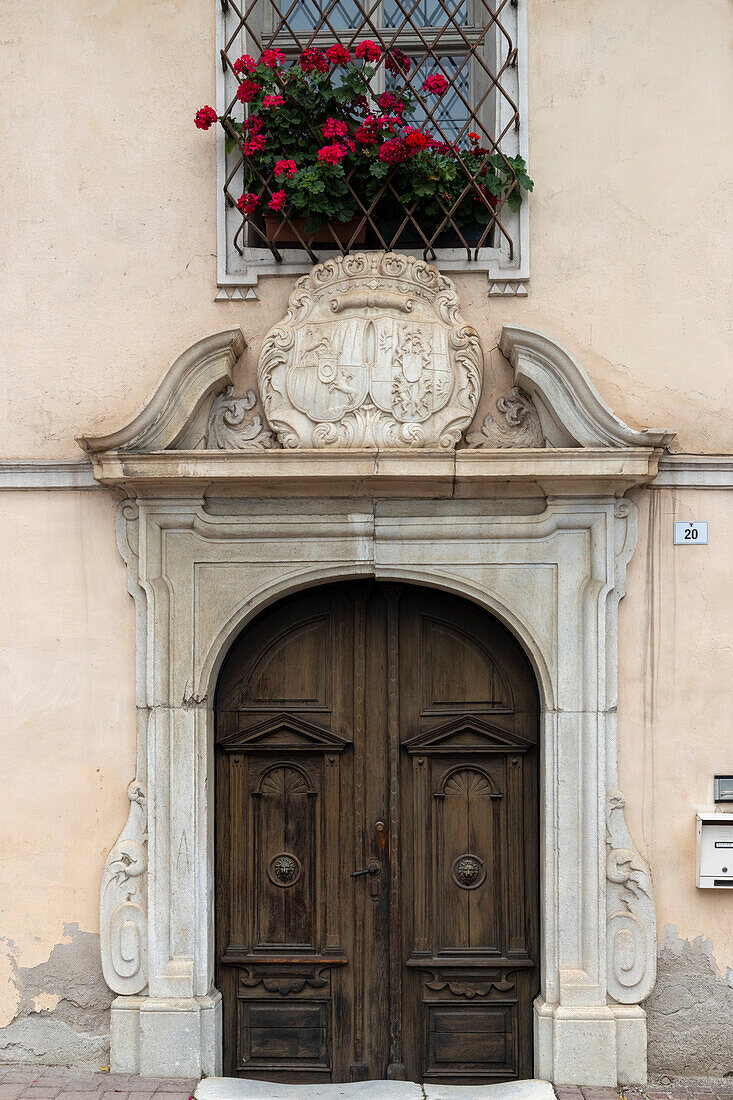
top-left (300, 47), bottom-right (329, 73)
top-left (423, 73), bottom-right (448, 95)
top-left (243, 133), bottom-right (266, 155)
top-left (318, 143), bottom-right (348, 164)
top-left (263, 94), bottom-right (285, 109)
top-left (261, 48), bottom-right (286, 68)
top-left (404, 128), bottom-right (428, 150)
top-left (194, 105), bottom-right (218, 130)
top-left (237, 192), bottom-right (259, 216)
top-left (385, 48), bottom-right (410, 75)
top-left (376, 114), bottom-right (403, 134)
top-left (355, 116), bottom-right (380, 145)
top-left (236, 79), bottom-right (260, 104)
top-left (378, 137), bottom-right (409, 164)
top-left (468, 131), bottom-right (480, 142)
top-left (274, 158), bottom-right (297, 178)
top-left (378, 92), bottom-right (404, 116)
top-left (268, 189), bottom-right (288, 211)
top-left (326, 43), bottom-right (351, 66)
top-left (233, 54), bottom-right (257, 74)
top-left (355, 40), bottom-right (381, 63)
top-left (322, 117), bottom-right (349, 139)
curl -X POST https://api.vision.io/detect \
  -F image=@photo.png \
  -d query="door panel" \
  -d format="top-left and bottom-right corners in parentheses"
top-left (215, 582), bottom-right (539, 1083)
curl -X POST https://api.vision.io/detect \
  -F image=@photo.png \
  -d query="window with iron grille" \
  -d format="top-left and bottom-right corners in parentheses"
top-left (214, 0), bottom-right (529, 291)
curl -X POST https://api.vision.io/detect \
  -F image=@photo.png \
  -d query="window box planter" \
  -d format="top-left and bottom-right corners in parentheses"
top-left (196, 43), bottom-right (532, 261)
top-left (263, 213), bottom-right (367, 247)
top-left (373, 217), bottom-right (496, 251)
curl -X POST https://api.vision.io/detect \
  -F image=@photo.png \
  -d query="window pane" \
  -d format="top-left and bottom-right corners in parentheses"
top-left (384, 0), bottom-right (468, 28)
top-left (281, 0), bottom-right (364, 31)
top-left (387, 55), bottom-right (471, 141)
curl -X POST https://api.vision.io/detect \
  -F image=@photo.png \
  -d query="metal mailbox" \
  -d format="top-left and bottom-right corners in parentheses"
top-left (696, 813), bottom-right (733, 889)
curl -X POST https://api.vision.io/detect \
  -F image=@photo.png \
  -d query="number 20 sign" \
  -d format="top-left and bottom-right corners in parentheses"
top-left (674, 521), bottom-right (709, 545)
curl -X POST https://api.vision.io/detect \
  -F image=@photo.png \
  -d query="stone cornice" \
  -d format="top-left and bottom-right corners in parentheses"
top-left (84, 447), bottom-right (662, 498)
top-left (5, 453), bottom-right (732, 492)
top-left (652, 454), bottom-right (733, 489)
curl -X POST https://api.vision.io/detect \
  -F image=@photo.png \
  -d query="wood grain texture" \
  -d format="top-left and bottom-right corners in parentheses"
top-left (215, 582), bottom-right (539, 1083)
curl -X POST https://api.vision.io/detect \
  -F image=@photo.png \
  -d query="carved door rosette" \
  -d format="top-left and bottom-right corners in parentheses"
top-left (257, 252), bottom-right (483, 450)
top-left (100, 780), bottom-right (148, 995)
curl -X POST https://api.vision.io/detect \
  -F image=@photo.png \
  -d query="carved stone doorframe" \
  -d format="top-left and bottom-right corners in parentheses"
top-left (84, 300), bottom-right (672, 1086)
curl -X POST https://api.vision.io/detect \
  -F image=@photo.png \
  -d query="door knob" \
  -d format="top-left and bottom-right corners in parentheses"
top-left (351, 863), bottom-right (380, 879)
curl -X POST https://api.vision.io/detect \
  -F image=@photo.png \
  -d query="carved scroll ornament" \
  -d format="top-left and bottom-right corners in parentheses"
top-left (466, 386), bottom-right (546, 448)
top-left (258, 252), bottom-right (483, 450)
top-left (100, 780), bottom-right (148, 995)
top-left (203, 386), bottom-right (277, 451)
top-left (425, 971), bottom-right (515, 999)
top-left (240, 969), bottom-right (329, 996)
top-left (606, 790), bottom-right (657, 1004)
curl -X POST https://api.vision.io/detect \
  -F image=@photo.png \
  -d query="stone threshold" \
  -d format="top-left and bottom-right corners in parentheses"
top-left (195, 1078), bottom-right (555, 1100)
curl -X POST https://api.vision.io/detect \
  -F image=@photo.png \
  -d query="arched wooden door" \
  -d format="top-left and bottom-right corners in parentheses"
top-left (215, 582), bottom-right (539, 1084)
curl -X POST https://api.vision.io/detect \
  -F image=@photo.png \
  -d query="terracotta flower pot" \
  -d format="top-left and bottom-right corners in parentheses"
top-left (264, 213), bottom-right (367, 246)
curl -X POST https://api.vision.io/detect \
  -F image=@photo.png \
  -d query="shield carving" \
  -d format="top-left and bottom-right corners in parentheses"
top-left (286, 321), bottom-right (369, 423)
top-left (259, 253), bottom-right (483, 449)
top-left (369, 320), bottom-right (452, 423)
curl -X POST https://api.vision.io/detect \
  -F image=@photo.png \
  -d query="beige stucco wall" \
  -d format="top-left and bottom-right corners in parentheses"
top-left (1, 0), bottom-right (732, 1076)
top-left (0, 493), bottom-right (136, 1056)
top-left (621, 488), bottom-right (733, 961)
top-left (1, 0), bottom-right (731, 459)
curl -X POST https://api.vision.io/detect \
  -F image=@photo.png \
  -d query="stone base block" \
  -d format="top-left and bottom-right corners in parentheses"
top-left (111, 992), bottom-right (222, 1078)
top-left (612, 1004), bottom-right (648, 1085)
top-left (110, 995), bottom-right (147, 1074)
top-left (534, 997), bottom-right (645, 1086)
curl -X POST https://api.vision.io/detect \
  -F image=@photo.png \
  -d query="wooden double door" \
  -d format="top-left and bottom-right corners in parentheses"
top-left (215, 582), bottom-right (539, 1084)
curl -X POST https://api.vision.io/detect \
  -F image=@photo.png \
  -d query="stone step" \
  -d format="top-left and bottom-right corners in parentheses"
top-left (195, 1077), bottom-right (556, 1100)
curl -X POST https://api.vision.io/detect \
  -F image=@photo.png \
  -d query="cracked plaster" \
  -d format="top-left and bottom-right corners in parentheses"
top-left (644, 925), bottom-right (733, 1077)
top-left (0, 924), bottom-right (112, 1068)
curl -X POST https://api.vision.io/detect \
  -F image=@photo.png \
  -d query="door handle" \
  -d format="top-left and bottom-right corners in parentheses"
top-left (351, 863), bottom-right (380, 879)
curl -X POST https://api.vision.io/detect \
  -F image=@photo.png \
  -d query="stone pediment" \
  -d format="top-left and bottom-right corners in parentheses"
top-left (78, 253), bottom-right (675, 494)
top-left (77, 329), bottom-right (277, 454)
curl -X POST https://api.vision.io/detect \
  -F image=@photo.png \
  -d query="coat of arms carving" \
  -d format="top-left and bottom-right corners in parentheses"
top-left (258, 253), bottom-right (483, 449)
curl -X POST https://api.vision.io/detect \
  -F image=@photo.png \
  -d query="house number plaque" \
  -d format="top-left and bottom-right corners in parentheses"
top-left (673, 521), bottom-right (708, 545)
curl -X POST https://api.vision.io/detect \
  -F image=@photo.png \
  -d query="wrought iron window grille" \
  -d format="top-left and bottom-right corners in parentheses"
top-left (215, 0), bottom-right (528, 290)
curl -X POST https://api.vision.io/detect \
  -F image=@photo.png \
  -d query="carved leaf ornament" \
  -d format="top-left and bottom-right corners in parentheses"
top-left (204, 386), bottom-right (277, 450)
top-left (258, 252), bottom-right (483, 450)
top-left (466, 386), bottom-right (546, 448)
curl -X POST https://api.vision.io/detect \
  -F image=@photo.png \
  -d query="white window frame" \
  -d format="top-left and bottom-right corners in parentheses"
top-left (214, 0), bottom-right (529, 295)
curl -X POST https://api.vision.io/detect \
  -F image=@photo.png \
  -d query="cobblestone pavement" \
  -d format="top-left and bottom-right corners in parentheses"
top-left (2, 1067), bottom-right (733, 1100)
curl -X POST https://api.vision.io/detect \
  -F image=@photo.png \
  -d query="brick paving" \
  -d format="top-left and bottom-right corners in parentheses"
top-left (2, 1066), bottom-right (733, 1100)
top-left (0, 1066), bottom-right (197, 1100)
